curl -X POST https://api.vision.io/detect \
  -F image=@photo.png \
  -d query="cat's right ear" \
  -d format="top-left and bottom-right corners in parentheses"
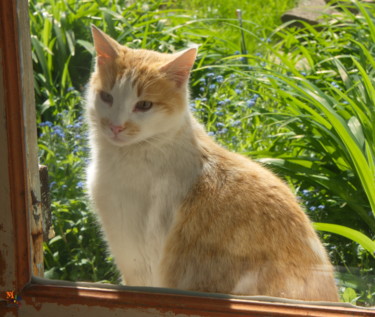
top-left (160, 47), bottom-right (197, 87)
top-left (91, 25), bottom-right (119, 66)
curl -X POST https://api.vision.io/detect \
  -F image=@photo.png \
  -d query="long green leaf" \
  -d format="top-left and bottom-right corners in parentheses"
top-left (274, 74), bottom-right (375, 218)
top-left (314, 223), bottom-right (375, 257)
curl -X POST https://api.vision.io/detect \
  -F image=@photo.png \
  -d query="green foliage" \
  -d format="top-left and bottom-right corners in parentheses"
top-left (181, 0), bottom-right (296, 56)
top-left (228, 0), bottom-right (375, 305)
top-left (31, 0), bottom-right (374, 306)
top-left (38, 91), bottom-right (121, 283)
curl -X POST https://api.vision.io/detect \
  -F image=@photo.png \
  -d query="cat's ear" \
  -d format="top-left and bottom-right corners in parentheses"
top-left (160, 48), bottom-right (197, 87)
top-left (91, 25), bottom-right (120, 65)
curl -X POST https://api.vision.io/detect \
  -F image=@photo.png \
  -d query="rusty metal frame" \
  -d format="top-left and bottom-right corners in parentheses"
top-left (1, 0), bottom-right (375, 316)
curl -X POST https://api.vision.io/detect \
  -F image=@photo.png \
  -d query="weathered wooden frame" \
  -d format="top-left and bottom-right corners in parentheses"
top-left (1, 0), bottom-right (375, 316)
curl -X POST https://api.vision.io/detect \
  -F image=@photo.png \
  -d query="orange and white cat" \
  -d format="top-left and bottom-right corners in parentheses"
top-left (86, 25), bottom-right (339, 301)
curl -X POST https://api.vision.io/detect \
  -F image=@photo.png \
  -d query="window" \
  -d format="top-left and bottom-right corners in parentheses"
top-left (1, 0), bottom-right (374, 316)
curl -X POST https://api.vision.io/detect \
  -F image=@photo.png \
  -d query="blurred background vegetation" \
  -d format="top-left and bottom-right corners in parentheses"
top-left (30, 0), bottom-right (375, 306)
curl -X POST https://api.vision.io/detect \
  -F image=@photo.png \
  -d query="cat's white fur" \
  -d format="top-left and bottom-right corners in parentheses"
top-left (86, 76), bottom-right (202, 285)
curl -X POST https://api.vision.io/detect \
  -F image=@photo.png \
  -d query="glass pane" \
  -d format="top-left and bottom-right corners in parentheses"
top-left (30, 0), bottom-right (375, 308)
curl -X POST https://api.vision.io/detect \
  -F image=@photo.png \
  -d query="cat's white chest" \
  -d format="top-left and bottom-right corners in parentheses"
top-left (88, 144), bottom-right (197, 286)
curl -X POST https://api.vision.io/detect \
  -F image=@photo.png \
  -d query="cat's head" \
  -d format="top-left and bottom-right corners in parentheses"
top-left (87, 25), bottom-right (197, 147)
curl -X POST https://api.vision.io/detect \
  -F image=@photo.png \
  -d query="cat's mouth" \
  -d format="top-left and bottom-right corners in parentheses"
top-left (103, 129), bottom-right (140, 147)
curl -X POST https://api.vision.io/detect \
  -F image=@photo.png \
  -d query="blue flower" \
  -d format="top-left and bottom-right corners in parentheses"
top-left (73, 121), bottom-right (83, 129)
top-left (67, 86), bottom-right (75, 92)
top-left (216, 122), bottom-right (225, 128)
top-left (76, 181), bottom-right (84, 189)
top-left (51, 125), bottom-right (65, 138)
top-left (318, 205), bottom-right (325, 210)
top-left (302, 189), bottom-right (310, 195)
top-left (235, 89), bottom-right (242, 94)
top-left (199, 78), bottom-right (206, 84)
top-left (207, 72), bottom-right (215, 78)
top-left (247, 94), bottom-right (259, 107)
top-left (199, 87), bottom-right (205, 92)
top-left (207, 131), bottom-right (215, 136)
top-left (217, 128), bottom-right (228, 134)
top-left (232, 120), bottom-right (241, 127)
top-left (215, 107), bottom-right (224, 116)
top-left (309, 206), bottom-right (316, 212)
top-left (247, 100), bottom-right (255, 108)
top-left (215, 75), bottom-right (224, 83)
top-left (217, 101), bottom-right (226, 106)
top-left (209, 84), bottom-right (216, 90)
top-left (331, 81), bottom-right (340, 89)
top-left (39, 121), bottom-right (53, 128)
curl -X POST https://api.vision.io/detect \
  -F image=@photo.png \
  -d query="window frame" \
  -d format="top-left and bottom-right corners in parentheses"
top-left (1, 0), bottom-right (374, 315)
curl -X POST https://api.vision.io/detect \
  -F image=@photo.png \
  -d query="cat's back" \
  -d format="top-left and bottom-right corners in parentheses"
top-left (160, 126), bottom-right (339, 301)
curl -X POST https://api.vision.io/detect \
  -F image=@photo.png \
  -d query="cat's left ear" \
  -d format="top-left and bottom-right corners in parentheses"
top-left (160, 48), bottom-right (197, 87)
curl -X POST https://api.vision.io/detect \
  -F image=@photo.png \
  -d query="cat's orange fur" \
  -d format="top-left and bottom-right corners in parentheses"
top-left (87, 26), bottom-right (339, 302)
top-left (161, 126), bottom-right (338, 300)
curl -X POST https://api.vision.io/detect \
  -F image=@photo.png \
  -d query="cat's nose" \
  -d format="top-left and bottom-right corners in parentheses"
top-left (110, 125), bottom-right (125, 136)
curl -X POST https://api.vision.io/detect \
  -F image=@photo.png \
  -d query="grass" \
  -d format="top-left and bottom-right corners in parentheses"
top-left (179, 0), bottom-right (296, 57)
top-left (31, 0), bottom-right (375, 306)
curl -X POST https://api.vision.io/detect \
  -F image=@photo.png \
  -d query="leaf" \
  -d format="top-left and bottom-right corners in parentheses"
top-left (342, 287), bottom-right (358, 304)
top-left (348, 116), bottom-right (365, 149)
top-left (77, 40), bottom-right (94, 55)
top-left (49, 235), bottom-right (62, 245)
top-left (66, 30), bottom-right (76, 56)
top-left (61, 55), bottom-right (72, 91)
top-left (273, 73), bottom-right (375, 220)
top-left (314, 223), bottom-right (375, 257)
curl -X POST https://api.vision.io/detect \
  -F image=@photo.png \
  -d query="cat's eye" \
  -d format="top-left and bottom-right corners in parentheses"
top-left (99, 90), bottom-right (113, 104)
top-left (134, 100), bottom-right (153, 112)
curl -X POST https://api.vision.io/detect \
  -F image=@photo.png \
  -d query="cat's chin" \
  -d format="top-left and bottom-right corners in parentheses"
top-left (104, 134), bottom-right (138, 147)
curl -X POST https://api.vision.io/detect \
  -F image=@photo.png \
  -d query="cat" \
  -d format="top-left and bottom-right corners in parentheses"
top-left (86, 25), bottom-right (339, 302)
